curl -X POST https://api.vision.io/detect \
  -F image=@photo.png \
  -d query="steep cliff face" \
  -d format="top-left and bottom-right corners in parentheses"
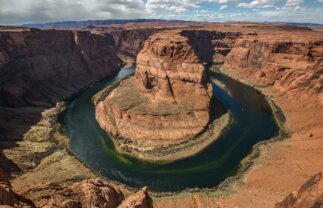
top-left (0, 29), bottom-right (122, 108)
top-left (135, 30), bottom-right (213, 110)
top-left (109, 28), bottom-right (161, 57)
top-left (224, 35), bottom-right (323, 94)
top-left (0, 29), bottom-right (123, 181)
top-left (95, 30), bottom-right (228, 162)
top-left (180, 30), bottom-right (240, 63)
top-left (108, 28), bottom-right (241, 61)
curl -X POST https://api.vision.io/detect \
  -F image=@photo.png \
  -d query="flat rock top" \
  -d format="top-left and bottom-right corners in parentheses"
top-left (107, 77), bottom-right (193, 115)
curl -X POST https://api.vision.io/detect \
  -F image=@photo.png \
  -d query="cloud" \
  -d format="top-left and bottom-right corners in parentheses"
top-left (237, 0), bottom-right (276, 8)
top-left (0, 0), bottom-right (146, 25)
top-left (146, 0), bottom-right (203, 13)
top-left (285, 0), bottom-right (303, 6)
top-left (208, 0), bottom-right (241, 3)
top-left (0, 0), bottom-right (322, 25)
top-left (219, 5), bottom-right (228, 9)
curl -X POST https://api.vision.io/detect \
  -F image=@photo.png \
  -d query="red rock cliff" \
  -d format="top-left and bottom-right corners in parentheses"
top-left (224, 34), bottom-right (323, 95)
top-left (135, 30), bottom-right (213, 110)
top-left (0, 29), bottom-right (122, 107)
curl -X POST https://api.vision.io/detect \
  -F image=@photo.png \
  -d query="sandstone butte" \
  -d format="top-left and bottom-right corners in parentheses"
top-left (95, 30), bottom-right (230, 162)
top-left (0, 22), bottom-right (322, 207)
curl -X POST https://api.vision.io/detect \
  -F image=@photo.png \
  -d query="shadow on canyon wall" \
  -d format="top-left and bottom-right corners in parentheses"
top-left (0, 29), bottom-right (122, 176)
top-left (0, 27), bottom-right (156, 177)
top-left (181, 30), bottom-right (241, 63)
top-left (0, 107), bottom-right (44, 175)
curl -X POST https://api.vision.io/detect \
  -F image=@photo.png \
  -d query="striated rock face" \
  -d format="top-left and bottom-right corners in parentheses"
top-left (275, 171), bottom-right (323, 208)
top-left (0, 170), bottom-right (14, 206)
top-left (0, 29), bottom-right (124, 163)
top-left (0, 169), bottom-right (32, 207)
top-left (72, 178), bottom-right (124, 208)
top-left (180, 30), bottom-right (240, 63)
top-left (135, 31), bottom-right (213, 111)
top-left (118, 187), bottom-right (152, 208)
top-left (224, 35), bottom-right (323, 94)
top-left (20, 178), bottom-right (152, 208)
top-left (95, 30), bottom-right (221, 162)
top-left (0, 29), bottom-right (122, 108)
top-left (109, 28), bottom-right (161, 57)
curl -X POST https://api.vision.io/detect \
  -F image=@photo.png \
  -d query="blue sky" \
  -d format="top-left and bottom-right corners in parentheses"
top-left (0, 0), bottom-right (322, 25)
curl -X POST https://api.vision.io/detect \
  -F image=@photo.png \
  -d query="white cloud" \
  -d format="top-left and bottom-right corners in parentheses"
top-left (285, 0), bottom-right (303, 6)
top-left (0, 0), bottom-right (146, 25)
top-left (208, 0), bottom-right (241, 3)
top-left (219, 5), bottom-right (228, 9)
top-left (146, 0), bottom-right (203, 13)
top-left (237, 0), bottom-right (276, 8)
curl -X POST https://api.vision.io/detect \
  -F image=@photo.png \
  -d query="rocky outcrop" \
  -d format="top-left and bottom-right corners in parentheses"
top-left (20, 178), bottom-right (151, 208)
top-left (95, 30), bottom-right (230, 162)
top-left (275, 171), bottom-right (323, 208)
top-left (135, 30), bottom-right (213, 111)
top-left (0, 170), bottom-right (14, 206)
top-left (0, 169), bottom-right (32, 207)
top-left (118, 187), bottom-right (152, 208)
top-left (73, 178), bottom-right (124, 208)
top-left (22, 178), bottom-right (124, 208)
top-left (224, 34), bottom-right (323, 94)
top-left (0, 29), bottom-right (122, 108)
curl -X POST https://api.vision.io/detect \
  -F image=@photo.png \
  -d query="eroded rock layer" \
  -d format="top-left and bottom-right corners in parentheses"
top-left (0, 29), bottom-right (122, 108)
top-left (95, 30), bottom-right (225, 162)
top-left (224, 34), bottom-right (323, 95)
top-left (0, 172), bottom-right (152, 208)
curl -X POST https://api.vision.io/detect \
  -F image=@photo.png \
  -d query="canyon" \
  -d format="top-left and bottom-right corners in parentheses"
top-left (0, 22), bottom-right (322, 207)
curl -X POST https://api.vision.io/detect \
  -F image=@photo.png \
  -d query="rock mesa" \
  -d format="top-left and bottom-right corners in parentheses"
top-left (95, 30), bottom-right (228, 162)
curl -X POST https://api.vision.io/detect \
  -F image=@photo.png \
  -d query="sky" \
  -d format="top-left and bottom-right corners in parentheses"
top-left (0, 0), bottom-right (322, 25)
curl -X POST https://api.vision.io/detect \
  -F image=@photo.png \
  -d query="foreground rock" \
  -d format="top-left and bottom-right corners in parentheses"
top-left (16, 178), bottom-right (152, 208)
top-left (1, 158), bottom-right (152, 207)
top-left (95, 30), bottom-right (230, 162)
top-left (0, 170), bottom-right (15, 206)
top-left (0, 169), bottom-right (31, 207)
top-left (275, 171), bottom-right (323, 208)
top-left (118, 187), bottom-right (153, 208)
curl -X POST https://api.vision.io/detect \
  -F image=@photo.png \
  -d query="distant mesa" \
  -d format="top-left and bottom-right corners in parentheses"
top-left (21, 19), bottom-right (192, 29)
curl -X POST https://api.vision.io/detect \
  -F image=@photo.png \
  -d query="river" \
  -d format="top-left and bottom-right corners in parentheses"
top-left (59, 65), bottom-right (279, 192)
